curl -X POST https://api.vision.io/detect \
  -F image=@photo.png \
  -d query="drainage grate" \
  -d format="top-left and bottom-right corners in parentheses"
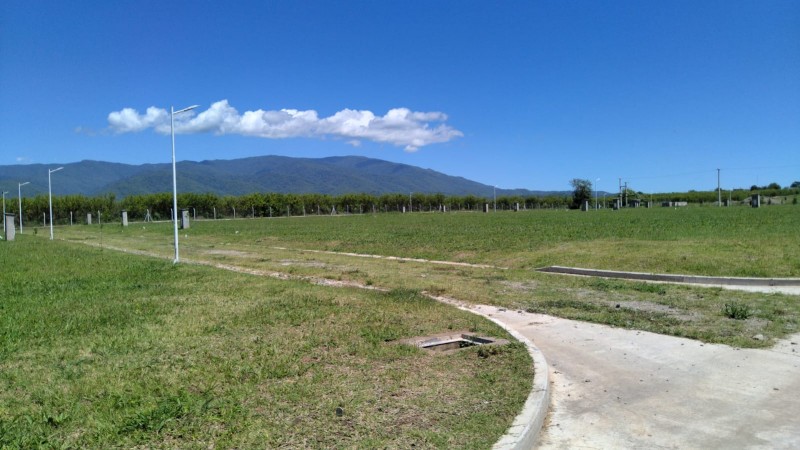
top-left (400, 331), bottom-right (508, 354)
top-left (421, 338), bottom-right (478, 352)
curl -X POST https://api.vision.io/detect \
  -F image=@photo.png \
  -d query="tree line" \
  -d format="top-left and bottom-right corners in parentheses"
top-left (14, 182), bottom-right (799, 227)
top-left (14, 191), bottom-right (576, 226)
top-left (569, 178), bottom-right (799, 209)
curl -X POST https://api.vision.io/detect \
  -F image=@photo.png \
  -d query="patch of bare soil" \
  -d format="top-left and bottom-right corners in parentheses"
top-left (603, 300), bottom-right (699, 321)
top-left (501, 281), bottom-right (539, 292)
top-left (278, 259), bottom-right (329, 268)
top-left (203, 249), bottom-right (253, 258)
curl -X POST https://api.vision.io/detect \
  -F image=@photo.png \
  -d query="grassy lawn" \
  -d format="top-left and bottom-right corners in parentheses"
top-left (55, 205), bottom-right (798, 276)
top-left (188, 205), bottom-right (800, 277)
top-left (46, 205), bottom-right (800, 349)
top-left (0, 238), bottom-right (532, 448)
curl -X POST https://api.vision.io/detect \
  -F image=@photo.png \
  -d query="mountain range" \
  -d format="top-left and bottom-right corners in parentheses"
top-left (0, 155), bottom-right (568, 198)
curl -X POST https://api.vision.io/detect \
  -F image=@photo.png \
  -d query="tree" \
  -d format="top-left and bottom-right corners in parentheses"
top-left (569, 178), bottom-right (593, 209)
top-left (791, 181), bottom-right (800, 189)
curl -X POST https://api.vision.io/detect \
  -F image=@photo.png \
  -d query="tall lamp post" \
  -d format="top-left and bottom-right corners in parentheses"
top-left (171, 104), bottom-right (199, 263)
top-left (2, 191), bottom-right (8, 234)
top-left (18, 182), bottom-right (29, 233)
top-left (48, 167), bottom-right (64, 240)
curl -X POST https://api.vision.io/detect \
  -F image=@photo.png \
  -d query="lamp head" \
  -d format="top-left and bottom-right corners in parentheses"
top-left (173, 105), bottom-right (199, 115)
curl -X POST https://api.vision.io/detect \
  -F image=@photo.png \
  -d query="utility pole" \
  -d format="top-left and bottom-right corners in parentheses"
top-left (624, 181), bottom-right (628, 207)
top-left (618, 178), bottom-right (622, 209)
top-left (717, 168), bottom-right (721, 206)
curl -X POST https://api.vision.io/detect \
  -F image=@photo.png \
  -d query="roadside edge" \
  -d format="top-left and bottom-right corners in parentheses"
top-left (429, 296), bottom-right (551, 450)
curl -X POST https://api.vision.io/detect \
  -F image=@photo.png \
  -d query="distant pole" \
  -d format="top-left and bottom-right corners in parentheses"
top-left (2, 191), bottom-right (8, 234)
top-left (595, 178), bottom-right (600, 210)
top-left (48, 166), bottom-right (64, 240)
top-left (717, 168), bottom-right (721, 206)
top-left (624, 181), bottom-right (628, 207)
top-left (18, 181), bottom-right (29, 233)
top-left (493, 186), bottom-right (497, 212)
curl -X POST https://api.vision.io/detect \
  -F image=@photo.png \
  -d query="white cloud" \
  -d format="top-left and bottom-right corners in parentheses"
top-left (108, 106), bottom-right (168, 133)
top-left (106, 100), bottom-right (462, 151)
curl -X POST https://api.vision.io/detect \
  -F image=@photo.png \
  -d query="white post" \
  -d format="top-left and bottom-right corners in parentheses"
top-left (48, 167), bottom-right (63, 240)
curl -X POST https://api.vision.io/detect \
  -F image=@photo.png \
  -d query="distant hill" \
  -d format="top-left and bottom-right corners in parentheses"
top-left (0, 155), bottom-right (570, 198)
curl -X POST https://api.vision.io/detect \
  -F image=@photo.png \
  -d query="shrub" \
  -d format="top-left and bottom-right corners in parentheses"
top-left (723, 302), bottom-right (751, 320)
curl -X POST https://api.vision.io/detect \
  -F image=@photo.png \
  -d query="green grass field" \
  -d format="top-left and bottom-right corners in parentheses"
top-left (5, 205), bottom-right (798, 447)
top-left (46, 205), bottom-right (800, 349)
top-left (0, 239), bottom-right (531, 448)
top-left (62, 205), bottom-right (799, 276)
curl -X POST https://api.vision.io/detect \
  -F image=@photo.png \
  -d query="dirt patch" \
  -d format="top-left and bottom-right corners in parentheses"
top-left (744, 317), bottom-right (771, 332)
top-left (203, 249), bottom-right (253, 258)
top-left (501, 281), bottom-right (539, 292)
top-left (278, 259), bottom-right (329, 268)
top-left (603, 300), bottom-right (699, 321)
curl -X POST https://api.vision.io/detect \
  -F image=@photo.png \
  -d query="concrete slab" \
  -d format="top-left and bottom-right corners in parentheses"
top-left (476, 306), bottom-right (800, 449)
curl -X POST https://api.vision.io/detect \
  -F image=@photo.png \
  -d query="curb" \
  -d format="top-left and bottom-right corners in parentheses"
top-left (429, 296), bottom-right (551, 450)
top-left (537, 265), bottom-right (800, 287)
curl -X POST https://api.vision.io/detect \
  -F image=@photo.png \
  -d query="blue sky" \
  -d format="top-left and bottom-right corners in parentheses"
top-left (1, 0), bottom-right (798, 193)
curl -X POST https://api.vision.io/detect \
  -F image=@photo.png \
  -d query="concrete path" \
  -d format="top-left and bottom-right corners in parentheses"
top-left (474, 305), bottom-right (800, 449)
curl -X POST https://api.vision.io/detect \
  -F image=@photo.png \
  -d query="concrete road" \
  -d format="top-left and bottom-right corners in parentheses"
top-left (475, 306), bottom-right (800, 449)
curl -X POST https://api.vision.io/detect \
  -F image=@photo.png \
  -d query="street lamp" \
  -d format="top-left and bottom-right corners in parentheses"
top-left (48, 167), bottom-right (64, 240)
top-left (18, 182), bottom-right (29, 233)
top-left (2, 191), bottom-right (8, 234)
top-left (171, 104), bottom-right (199, 263)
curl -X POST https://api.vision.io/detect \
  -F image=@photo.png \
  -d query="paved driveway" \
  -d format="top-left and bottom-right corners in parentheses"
top-left (476, 306), bottom-right (800, 449)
